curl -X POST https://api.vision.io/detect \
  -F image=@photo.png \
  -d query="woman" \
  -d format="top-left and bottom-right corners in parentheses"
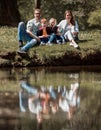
top-left (58, 10), bottom-right (79, 48)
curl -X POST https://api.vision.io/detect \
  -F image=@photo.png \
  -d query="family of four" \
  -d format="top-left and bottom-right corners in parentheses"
top-left (17, 8), bottom-right (79, 53)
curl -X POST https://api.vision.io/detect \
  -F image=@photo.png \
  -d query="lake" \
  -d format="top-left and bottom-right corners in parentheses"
top-left (0, 66), bottom-right (101, 130)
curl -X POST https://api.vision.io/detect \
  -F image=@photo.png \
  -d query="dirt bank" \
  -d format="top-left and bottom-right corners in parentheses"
top-left (0, 48), bottom-right (101, 67)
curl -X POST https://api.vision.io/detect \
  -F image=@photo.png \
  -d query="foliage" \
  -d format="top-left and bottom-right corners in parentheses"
top-left (17, 0), bottom-right (101, 29)
top-left (0, 27), bottom-right (101, 67)
top-left (87, 9), bottom-right (101, 28)
top-left (0, 26), bottom-right (101, 53)
top-left (17, 0), bottom-right (35, 22)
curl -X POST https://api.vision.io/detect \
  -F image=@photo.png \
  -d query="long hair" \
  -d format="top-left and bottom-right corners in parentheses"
top-left (65, 10), bottom-right (75, 25)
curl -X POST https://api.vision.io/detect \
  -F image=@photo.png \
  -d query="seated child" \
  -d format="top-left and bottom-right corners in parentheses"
top-left (37, 18), bottom-right (52, 45)
top-left (47, 18), bottom-right (65, 45)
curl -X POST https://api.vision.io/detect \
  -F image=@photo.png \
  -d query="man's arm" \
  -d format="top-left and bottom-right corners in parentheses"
top-left (26, 29), bottom-right (40, 42)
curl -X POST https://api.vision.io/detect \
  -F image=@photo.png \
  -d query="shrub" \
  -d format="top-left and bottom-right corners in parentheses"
top-left (87, 9), bottom-right (101, 28)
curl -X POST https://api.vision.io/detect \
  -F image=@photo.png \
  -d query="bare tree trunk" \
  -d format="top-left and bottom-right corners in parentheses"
top-left (35, 0), bottom-right (41, 9)
top-left (0, 0), bottom-right (20, 27)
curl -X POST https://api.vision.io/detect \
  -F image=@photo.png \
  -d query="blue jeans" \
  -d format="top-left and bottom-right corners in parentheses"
top-left (19, 91), bottom-right (28, 112)
top-left (20, 81), bottom-right (38, 95)
top-left (40, 37), bottom-right (50, 43)
top-left (49, 86), bottom-right (57, 99)
top-left (48, 33), bottom-right (65, 44)
top-left (18, 22), bottom-right (37, 51)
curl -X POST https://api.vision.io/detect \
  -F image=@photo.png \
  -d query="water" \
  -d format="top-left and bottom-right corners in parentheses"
top-left (0, 66), bottom-right (101, 130)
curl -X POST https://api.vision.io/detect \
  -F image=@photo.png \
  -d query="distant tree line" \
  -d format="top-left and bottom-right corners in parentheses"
top-left (0, 0), bottom-right (101, 29)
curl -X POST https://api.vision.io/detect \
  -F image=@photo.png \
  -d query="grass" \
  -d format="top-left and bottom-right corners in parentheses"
top-left (0, 27), bottom-right (101, 67)
top-left (0, 26), bottom-right (101, 54)
top-left (0, 27), bottom-right (18, 52)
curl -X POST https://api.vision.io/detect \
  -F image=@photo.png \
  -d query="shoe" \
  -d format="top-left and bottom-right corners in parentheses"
top-left (40, 42), bottom-right (45, 45)
top-left (70, 42), bottom-right (79, 48)
top-left (57, 40), bottom-right (62, 44)
top-left (46, 43), bottom-right (52, 46)
top-left (17, 49), bottom-right (27, 54)
top-left (62, 41), bottom-right (66, 44)
top-left (70, 42), bottom-right (74, 46)
top-left (74, 43), bottom-right (79, 48)
top-left (19, 40), bottom-right (23, 47)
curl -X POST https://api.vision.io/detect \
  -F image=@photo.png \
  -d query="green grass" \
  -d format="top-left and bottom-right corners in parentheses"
top-left (0, 27), bottom-right (101, 67)
top-left (0, 27), bottom-right (101, 54)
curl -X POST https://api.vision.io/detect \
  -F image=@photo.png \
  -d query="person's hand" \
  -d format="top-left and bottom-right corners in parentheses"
top-left (36, 37), bottom-right (40, 42)
top-left (72, 32), bottom-right (78, 35)
top-left (42, 35), bottom-right (48, 38)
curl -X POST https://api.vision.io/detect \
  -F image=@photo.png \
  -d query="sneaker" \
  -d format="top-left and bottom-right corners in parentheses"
top-left (17, 49), bottom-right (27, 54)
top-left (70, 42), bottom-right (74, 46)
top-left (73, 43), bottom-right (79, 48)
top-left (46, 43), bottom-right (52, 46)
top-left (57, 40), bottom-right (62, 44)
top-left (19, 40), bottom-right (23, 47)
top-left (62, 41), bottom-right (66, 44)
top-left (70, 42), bottom-right (79, 48)
top-left (40, 42), bottom-right (45, 45)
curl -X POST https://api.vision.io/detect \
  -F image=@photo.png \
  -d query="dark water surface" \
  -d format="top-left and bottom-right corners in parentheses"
top-left (0, 66), bottom-right (101, 130)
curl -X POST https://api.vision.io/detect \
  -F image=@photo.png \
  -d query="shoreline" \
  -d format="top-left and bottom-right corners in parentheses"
top-left (0, 48), bottom-right (101, 67)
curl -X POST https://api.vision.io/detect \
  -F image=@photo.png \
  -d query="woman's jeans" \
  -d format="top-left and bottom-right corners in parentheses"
top-left (18, 22), bottom-right (37, 51)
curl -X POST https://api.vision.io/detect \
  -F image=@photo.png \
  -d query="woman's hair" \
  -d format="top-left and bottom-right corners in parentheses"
top-left (65, 10), bottom-right (75, 25)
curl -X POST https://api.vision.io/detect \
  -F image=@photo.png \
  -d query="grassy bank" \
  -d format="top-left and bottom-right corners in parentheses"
top-left (0, 27), bottom-right (101, 67)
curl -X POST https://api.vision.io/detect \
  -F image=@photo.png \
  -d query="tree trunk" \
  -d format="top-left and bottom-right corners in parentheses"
top-left (0, 0), bottom-right (20, 27)
top-left (35, 0), bottom-right (41, 9)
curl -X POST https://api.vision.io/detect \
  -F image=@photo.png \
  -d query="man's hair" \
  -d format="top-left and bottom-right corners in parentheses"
top-left (33, 8), bottom-right (41, 13)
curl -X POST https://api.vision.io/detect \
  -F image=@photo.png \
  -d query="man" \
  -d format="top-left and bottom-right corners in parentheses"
top-left (17, 8), bottom-right (41, 53)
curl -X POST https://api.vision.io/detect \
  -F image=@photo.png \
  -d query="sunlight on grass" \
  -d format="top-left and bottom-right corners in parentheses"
top-left (0, 27), bottom-right (18, 52)
top-left (0, 27), bottom-right (101, 53)
top-left (0, 27), bottom-right (101, 65)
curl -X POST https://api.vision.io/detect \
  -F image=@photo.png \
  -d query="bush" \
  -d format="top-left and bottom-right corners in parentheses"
top-left (87, 9), bottom-right (101, 28)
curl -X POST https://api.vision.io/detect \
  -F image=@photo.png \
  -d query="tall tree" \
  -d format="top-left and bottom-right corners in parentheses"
top-left (35, 0), bottom-right (41, 9)
top-left (0, 0), bottom-right (20, 26)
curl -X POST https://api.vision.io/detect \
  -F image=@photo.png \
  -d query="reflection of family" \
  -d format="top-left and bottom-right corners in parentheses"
top-left (59, 82), bottom-right (80, 120)
top-left (17, 8), bottom-right (79, 54)
top-left (19, 80), bottom-right (80, 123)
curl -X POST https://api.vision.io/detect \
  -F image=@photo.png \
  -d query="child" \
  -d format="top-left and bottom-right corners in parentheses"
top-left (47, 18), bottom-right (65, 45)
top-left (37, 18), bottom-right (52, 45)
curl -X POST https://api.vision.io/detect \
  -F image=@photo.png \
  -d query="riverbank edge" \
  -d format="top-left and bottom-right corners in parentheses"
top-left (0, 48), bottom-right (101, 67)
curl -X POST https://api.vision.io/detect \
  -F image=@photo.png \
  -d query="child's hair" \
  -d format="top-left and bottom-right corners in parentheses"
top-left (49, 18), bottom-right (57, 26)
top-left (41, 18), bottom-right (47, 23)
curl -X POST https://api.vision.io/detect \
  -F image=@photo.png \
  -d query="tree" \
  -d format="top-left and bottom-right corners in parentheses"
top-left (0, 0), bottom-right (20, 26)
top-left (35, 0), bottom-right (41, 9)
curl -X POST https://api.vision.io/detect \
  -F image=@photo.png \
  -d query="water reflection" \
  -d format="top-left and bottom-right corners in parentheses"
top-left (19, 79), bottom-right (80, 123)
top-left (0, 66), bottom-right (101, 130)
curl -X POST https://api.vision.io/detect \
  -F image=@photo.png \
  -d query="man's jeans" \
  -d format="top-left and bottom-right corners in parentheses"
top-left (18, 22), bottom-right (37, 51)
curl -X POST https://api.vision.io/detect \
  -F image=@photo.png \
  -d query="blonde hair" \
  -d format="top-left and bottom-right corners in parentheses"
top-left (49, 18), bottom-right (57, 26)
